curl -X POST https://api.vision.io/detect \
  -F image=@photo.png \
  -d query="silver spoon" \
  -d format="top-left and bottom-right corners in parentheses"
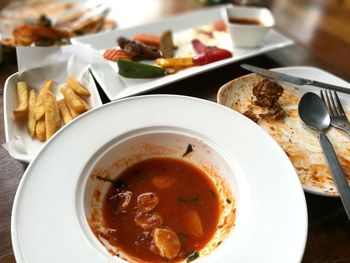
top-left (298, 92), bottom-right (350, 219)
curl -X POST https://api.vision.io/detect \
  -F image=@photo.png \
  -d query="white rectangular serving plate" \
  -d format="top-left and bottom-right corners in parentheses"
top-left (73, 5), bottom-right (293, 101)
top-left (3, 62), bottom-right (102, 163)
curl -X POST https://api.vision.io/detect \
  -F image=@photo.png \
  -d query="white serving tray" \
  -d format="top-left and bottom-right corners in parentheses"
top-left (73, 5), bottom-right (293, 101)
top-left (3, 62), bottom-right (102, 163)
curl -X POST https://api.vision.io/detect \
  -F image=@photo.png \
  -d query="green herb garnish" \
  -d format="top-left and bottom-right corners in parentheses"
top-left (97, 176), bottom-right (127, 189)
top-left (134, 170), bottom-right (146, 177)
top-left (178, 232), bottom-right (190, 239)
top-left (183, 144), bottom-right (193, 157)
top-left (187, 251), bottom-right (200, 262)
top-left (177, 196), bottom-right (200, 205)
top-left (97, 176), bottom-right (114, 184)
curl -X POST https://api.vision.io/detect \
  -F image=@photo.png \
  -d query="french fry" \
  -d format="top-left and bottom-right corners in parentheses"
top-left (27, 89), bottom-right (37, 138)
top-left (60, 84), bottom-right (85, 113)
top-left (58, 99), bottom-right (73, 125)
top-left (13, 81), bottom-right (29, 119)
top-left (35, 80), bottom-right (53, 120)
top-left (75, 94), bottom-right (90, 112)
top-left (36, 118), bottom-right (46, 142)
top-left (45, 91), bottom-right (61, 140)
top-left (55, 106), bottom-right (61, 130)
top-left (65, 99), bottom-right (80, 119)
top-left (67, 77), bottom-right (91, 97)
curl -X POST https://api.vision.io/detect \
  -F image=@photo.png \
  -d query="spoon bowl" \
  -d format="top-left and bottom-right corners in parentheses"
top-left (298, 92), bottom-right (330, 131)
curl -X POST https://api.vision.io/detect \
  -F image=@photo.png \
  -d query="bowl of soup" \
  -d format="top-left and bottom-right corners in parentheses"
top-left (79, 127), bottom-right (238, 262)
top-left (222, 5), bottom-right (275, 48)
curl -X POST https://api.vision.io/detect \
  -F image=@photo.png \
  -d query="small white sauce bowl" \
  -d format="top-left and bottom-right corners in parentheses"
top-left (222, 5), bottom-right (275, 48)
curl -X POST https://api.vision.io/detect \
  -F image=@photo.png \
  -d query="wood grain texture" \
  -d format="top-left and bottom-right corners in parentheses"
top-left (268, 0), bottom-right (350, 80)
top-left (0, 61), bottom-right (25, 263)
top-left (0, 0), bottom-right (350, 262)
top-left (0, 253), bottom-right (16, 263)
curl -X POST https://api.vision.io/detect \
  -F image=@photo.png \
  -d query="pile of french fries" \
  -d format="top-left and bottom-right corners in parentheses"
top-left (13, 77), bottom-right (91, 142)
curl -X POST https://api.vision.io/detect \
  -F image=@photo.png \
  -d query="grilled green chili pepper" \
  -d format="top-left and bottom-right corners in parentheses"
top-left (117, 59), bottom-right (165, 78)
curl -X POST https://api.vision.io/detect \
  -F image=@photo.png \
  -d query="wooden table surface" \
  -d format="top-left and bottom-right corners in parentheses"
top-left (1, 1), bottom-right (349, 262)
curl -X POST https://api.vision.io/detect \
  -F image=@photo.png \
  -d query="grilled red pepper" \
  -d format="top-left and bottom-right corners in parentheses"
top-left (191, 39), bottom-right (232, 66)
top-left (192, 39), bottom-right (209, 54)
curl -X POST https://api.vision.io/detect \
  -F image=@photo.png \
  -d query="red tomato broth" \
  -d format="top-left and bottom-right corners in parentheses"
top-left (102, 157), bottom-right (221, 262)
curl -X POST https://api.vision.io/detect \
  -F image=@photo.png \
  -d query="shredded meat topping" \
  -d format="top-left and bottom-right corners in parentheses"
top-left (243, 110), bottom-right (259, 123)
top-left (253, 79), bottom-right (284, 108)
top-left (246, 79), bottom-right (286, 122)
top-left (259, 105), bottom-right (286, 120)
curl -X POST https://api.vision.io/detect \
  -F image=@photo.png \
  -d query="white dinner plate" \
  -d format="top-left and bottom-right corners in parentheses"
top-left (73, 5), bottom-right (293, 101)
top-left (12, 95), bottom-right (307, 263)
top-left (217, 66), bottom-right (350, 196)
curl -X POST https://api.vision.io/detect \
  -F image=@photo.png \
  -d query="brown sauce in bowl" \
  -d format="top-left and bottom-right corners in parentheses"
top-left (102, 157), bottom-right (220, 262)
top-left (229, 17), bottom-right (263, 26)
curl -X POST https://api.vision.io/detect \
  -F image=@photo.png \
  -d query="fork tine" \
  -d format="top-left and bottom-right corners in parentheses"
top-left (327, 90), bottom-right (337, 116)
top-left (320, 90), bottom-right (327, 109)
top-left (320, 90), bottom-right (325, 102)
top-left (332, 91), bottom-right (347, 117)
top-left (321, 90), bottom-right (335, 116)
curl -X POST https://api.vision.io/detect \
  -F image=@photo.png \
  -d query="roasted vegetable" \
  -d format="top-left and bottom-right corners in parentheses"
top-left (192, 50), bottom-right (232, 65)
top-left (155, 57), bottom-right (194, 68)
top-left (117, 59), bottom-right (165, 78)
top-left (191, 39), bottom-right (232, 65)
top-left (191, 39), bottom-right (208, 54)
top-left (133, 34), bottom-right (160, 48)
top-left (103, 48), bottom-right (132, 61)
top-left (117, 37), bottom-right (161, 60)
top-left (152, 228), bottom-right (181, 260)
top-left (159, 30), bottom-right (175, 58)
top-left (184, 210), bottom-right (204, 238)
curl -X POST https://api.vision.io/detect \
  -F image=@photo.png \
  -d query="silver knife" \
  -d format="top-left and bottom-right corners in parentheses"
top-left (241, 64), bottom-right (350, 95)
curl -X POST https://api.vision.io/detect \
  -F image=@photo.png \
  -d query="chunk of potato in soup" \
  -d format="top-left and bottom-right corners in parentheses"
top-left (102, 157), bottom-right (221, 262)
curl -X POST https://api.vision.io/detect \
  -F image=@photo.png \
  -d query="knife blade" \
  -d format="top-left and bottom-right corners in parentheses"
top-left (241, 64), bottom-right (350, 95)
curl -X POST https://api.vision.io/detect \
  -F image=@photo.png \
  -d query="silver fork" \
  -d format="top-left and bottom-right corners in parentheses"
top-left (320, 90), bottom-right (350, 136)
